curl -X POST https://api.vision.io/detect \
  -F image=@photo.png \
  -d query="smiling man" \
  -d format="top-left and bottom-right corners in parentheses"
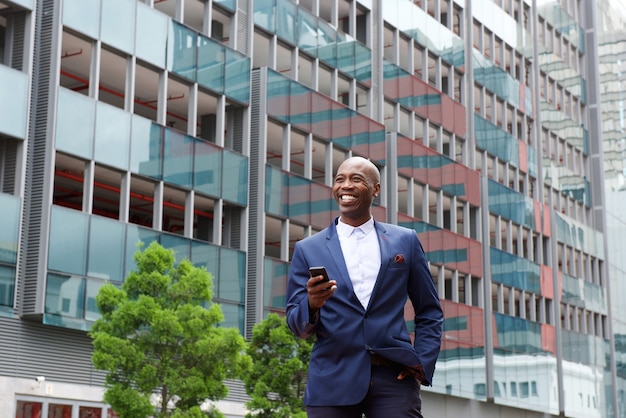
top-left (286, 156), bottom-right (444, 418)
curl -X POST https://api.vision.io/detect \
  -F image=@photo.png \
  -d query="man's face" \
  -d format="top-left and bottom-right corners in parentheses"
top-left (332, 158), bottom-right (380, 227)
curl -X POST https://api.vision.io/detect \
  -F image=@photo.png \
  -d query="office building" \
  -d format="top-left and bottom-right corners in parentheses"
top-left (0, 0), bottom-right (623, 417)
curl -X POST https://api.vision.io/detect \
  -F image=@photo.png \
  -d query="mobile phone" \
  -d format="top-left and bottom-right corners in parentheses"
top-left (309, 266), bottom-right (330, 282)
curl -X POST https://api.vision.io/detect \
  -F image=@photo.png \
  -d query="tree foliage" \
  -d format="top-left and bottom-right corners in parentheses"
top-left (90, 241), bottom-right (251, 418)
top-left (242, 313), bottom-right (313, 418)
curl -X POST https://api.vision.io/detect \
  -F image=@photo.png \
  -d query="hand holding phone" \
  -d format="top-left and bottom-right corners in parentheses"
top-left (309, 266), bottom-right (330, 282)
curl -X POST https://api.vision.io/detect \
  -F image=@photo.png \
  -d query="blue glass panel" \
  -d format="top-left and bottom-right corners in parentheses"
top-left (163, 129), bottom-right (193, 188)
top-left (197, 37), bottom-right (225, 94)
top-left (191, 241), bottom-right (220, 294)
top-left (194, 139), bottom-right (222, 197)
top-left (168, 21), bottom-right (197, 82)
top-left (276, 0), bottom-right (298, 45)
top-left (214, 0), bottom-right (237, 12)
top-left (263, 257), bottom-right (288, 309)
top-left (220, 302), bottom-right (245, 334)
top-left (124, 225), bottom-right (160, 278)
top-left (56, 88), bottom-right (95, 159)
top-left (224, 49), bottom-right (251, 104)
top-left (354, 42), bottom-right (372, 83)
top-left (49, 207), bottom-right (88, 276)
top-left (222, 150), bottom-right (248, 205)
top-left (45, 273), bottom-right (85, 319)
top-left (474, 115), bottom-right (519, 165)
top-left (101, 0), bottom-right (135, 54)
top-left (288, 175), bottom-right (311, 225)
top-left (63, 0), bottom-right (100, 39)
top-left (94, 101), bottom-right (131, 170)
top-left (160, 233), bottom-right (190, 264)
top-left (88, 216), bottom-right (125, 282)
top-left (490, 247), bottom-right (541, 294)
top-left (85, 278), bottom-right (107, 321)
top-left (136, 2), bottom-right (168, 67)
top-left (488, 179), bottom-right (535, 228)
top-left (298, 8), bottom-right (318, 54)
top-left (0, 64), bottom-right (28, 140)
top-left (265, 165), bottom-right (287, 216)
top-left (494, 313), bottom-right (543, 353)
top-left (253, 0), bottom-right (276, 32)
top-left (0, 265), bottom-right (15, 308)
top-left (131, 116), bottom-right (162, 179)
top-left (218, 247), bottom-right (246, 303)
top-left (0, 194), bottom-right (20, 264)
top-left (316, 19), bottom-right (337, 66)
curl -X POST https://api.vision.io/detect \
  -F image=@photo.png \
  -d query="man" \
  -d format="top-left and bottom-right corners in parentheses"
top-left (286, 156), bottom-right (444, 418)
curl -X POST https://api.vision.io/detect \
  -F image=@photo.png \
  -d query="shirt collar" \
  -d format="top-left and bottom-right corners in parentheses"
top-left (337, 217), bottom-right (375, 238)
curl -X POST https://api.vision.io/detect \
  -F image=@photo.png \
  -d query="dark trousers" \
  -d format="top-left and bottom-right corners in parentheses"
top-left (306, 365), bottom-right (423, 418)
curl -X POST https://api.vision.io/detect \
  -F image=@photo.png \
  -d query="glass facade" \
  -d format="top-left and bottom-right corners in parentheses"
top-left (1, 0), bottom-right (625, 417)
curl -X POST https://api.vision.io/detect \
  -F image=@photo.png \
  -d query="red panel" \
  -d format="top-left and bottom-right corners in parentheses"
top-left (540, 265), bottom-right (554, 300)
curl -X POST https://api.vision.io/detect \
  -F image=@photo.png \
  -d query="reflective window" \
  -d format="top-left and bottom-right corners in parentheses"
top-left (62, 0), bottom-right (100, 39)
top-left (218, 247), bottom-right (245, 303)
top-left (56, 88), bottom-right (95, 159)
top-left (125, 225), bottom-right (160, 278)
top-left (136, 2), bottom-right (168, 67)
top-left (163, 130), bottom-right (193, 188)
top-left (130, 115), bottom-right (162, 179)
top-left (101, 0), bottom-right (135, 54)
top-left (88, 216), bottom-right (125, 282)
top-left (94, 101), bottom-right (131, 170)
top-left (264, 257), bottom-right (288, 311)
top-left (45, 273), bottom-right (85, 319)
top-left (168, 22), bottom-right (197, 82)
top-left (49, 206), bottom-right (89, 276)
top-left (197, 37), bottom-right (225, 93)
top-left (194, 139), bottom-right (222, 197)
top-left (0, 265), bottom-right (16, 308)
top-left (222, 150), bottom-right (248, 205)
top-left (0, 66), bottom-right (29, 139)
top-left (0, 194), bottom-right (20, 264)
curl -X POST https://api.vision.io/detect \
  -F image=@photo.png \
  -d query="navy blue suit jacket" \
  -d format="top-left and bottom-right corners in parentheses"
top-left (286, 218), bottom-right (443, 406)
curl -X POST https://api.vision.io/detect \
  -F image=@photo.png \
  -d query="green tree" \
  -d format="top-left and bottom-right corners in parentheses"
top-left (90, 241), bottom-right (251, 418)
top-left (243, 313), bottom-right (313, 418)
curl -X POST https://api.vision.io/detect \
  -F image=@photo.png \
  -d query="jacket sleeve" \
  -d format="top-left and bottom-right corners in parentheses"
top-left (286, 242), bottom-right (319, 339)
top-left (409, 232), bottom-right (444, 386)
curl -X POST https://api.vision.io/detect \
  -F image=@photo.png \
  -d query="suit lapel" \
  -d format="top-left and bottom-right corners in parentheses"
top-left (368, 221), bottom-right (391, 307)
top-left (325, 220), bottom-right (357, 302)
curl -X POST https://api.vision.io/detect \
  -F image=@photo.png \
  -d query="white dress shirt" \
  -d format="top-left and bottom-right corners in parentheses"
top-left (336, 217), bottom-right (381, 309)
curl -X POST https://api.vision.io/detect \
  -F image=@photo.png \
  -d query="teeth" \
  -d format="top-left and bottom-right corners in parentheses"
top-left (341, 195), bottom-right (356, 202)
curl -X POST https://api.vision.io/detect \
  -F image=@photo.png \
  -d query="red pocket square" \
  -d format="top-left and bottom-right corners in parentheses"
top-left (394, 254), bottom-right (405, 263)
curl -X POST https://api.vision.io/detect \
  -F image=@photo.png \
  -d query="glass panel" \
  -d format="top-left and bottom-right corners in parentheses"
top-left (0, 265), bottom-right (16, 308)
top-left (276, 0), bottom-right (298, 45)
top-left (197, 36), bottom-right (225, 93)
top-left (56, 88), bottom-right (95, 159)
top-left (49, 207), bottom-right (88, 276)
top-left (160, 233), bottom-right (190, 264)
top-left (194, 139), bottom-right (222, 197)
top-left (0, 66), bottom-right (29, 139)
top-left (79, 406), bottom-right (103, 418)
top-left (253, 0), bottom-right (275, 33)
top-left (222, 150), bottom-right (248, 205)
top-left (94, 101), bottom-right (131, 170)
top-left (88, 216), bottom-right (125, 282)
top-left (220, 302), bottom-right (245, 334)
top-left (63, 0), bottom-right (100, 39)
top-left (265, 165), bottom-right (287, 216)
top-left (224, 49), bottom-right (250, 103)
top-left (101, 0), bottom-right (135, 54)
top-left (263, 257), bottom-right (288, 310)
top-left (45, 274), bottom-right (85, 319)
top-left (0, 194), bottom-right (20, 264)
top-left (288, 175), bottom-right (310, 225)
top-left (163, 129), bottom-right (193, 188)
top-left (136, 2), bottom-right (168, 67)
top-left (168, 22), bottom-right (197, 82)
top-left (85, 279), bottom-right (107, 322)
top-left (191, 241), bottom-right (220, 293)
top-left (125, 225), bottom-right (160, 278)
top-left (218, 247), bottom-right (245, 303)
top-left (130, 116), bottom-right (162, 179)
